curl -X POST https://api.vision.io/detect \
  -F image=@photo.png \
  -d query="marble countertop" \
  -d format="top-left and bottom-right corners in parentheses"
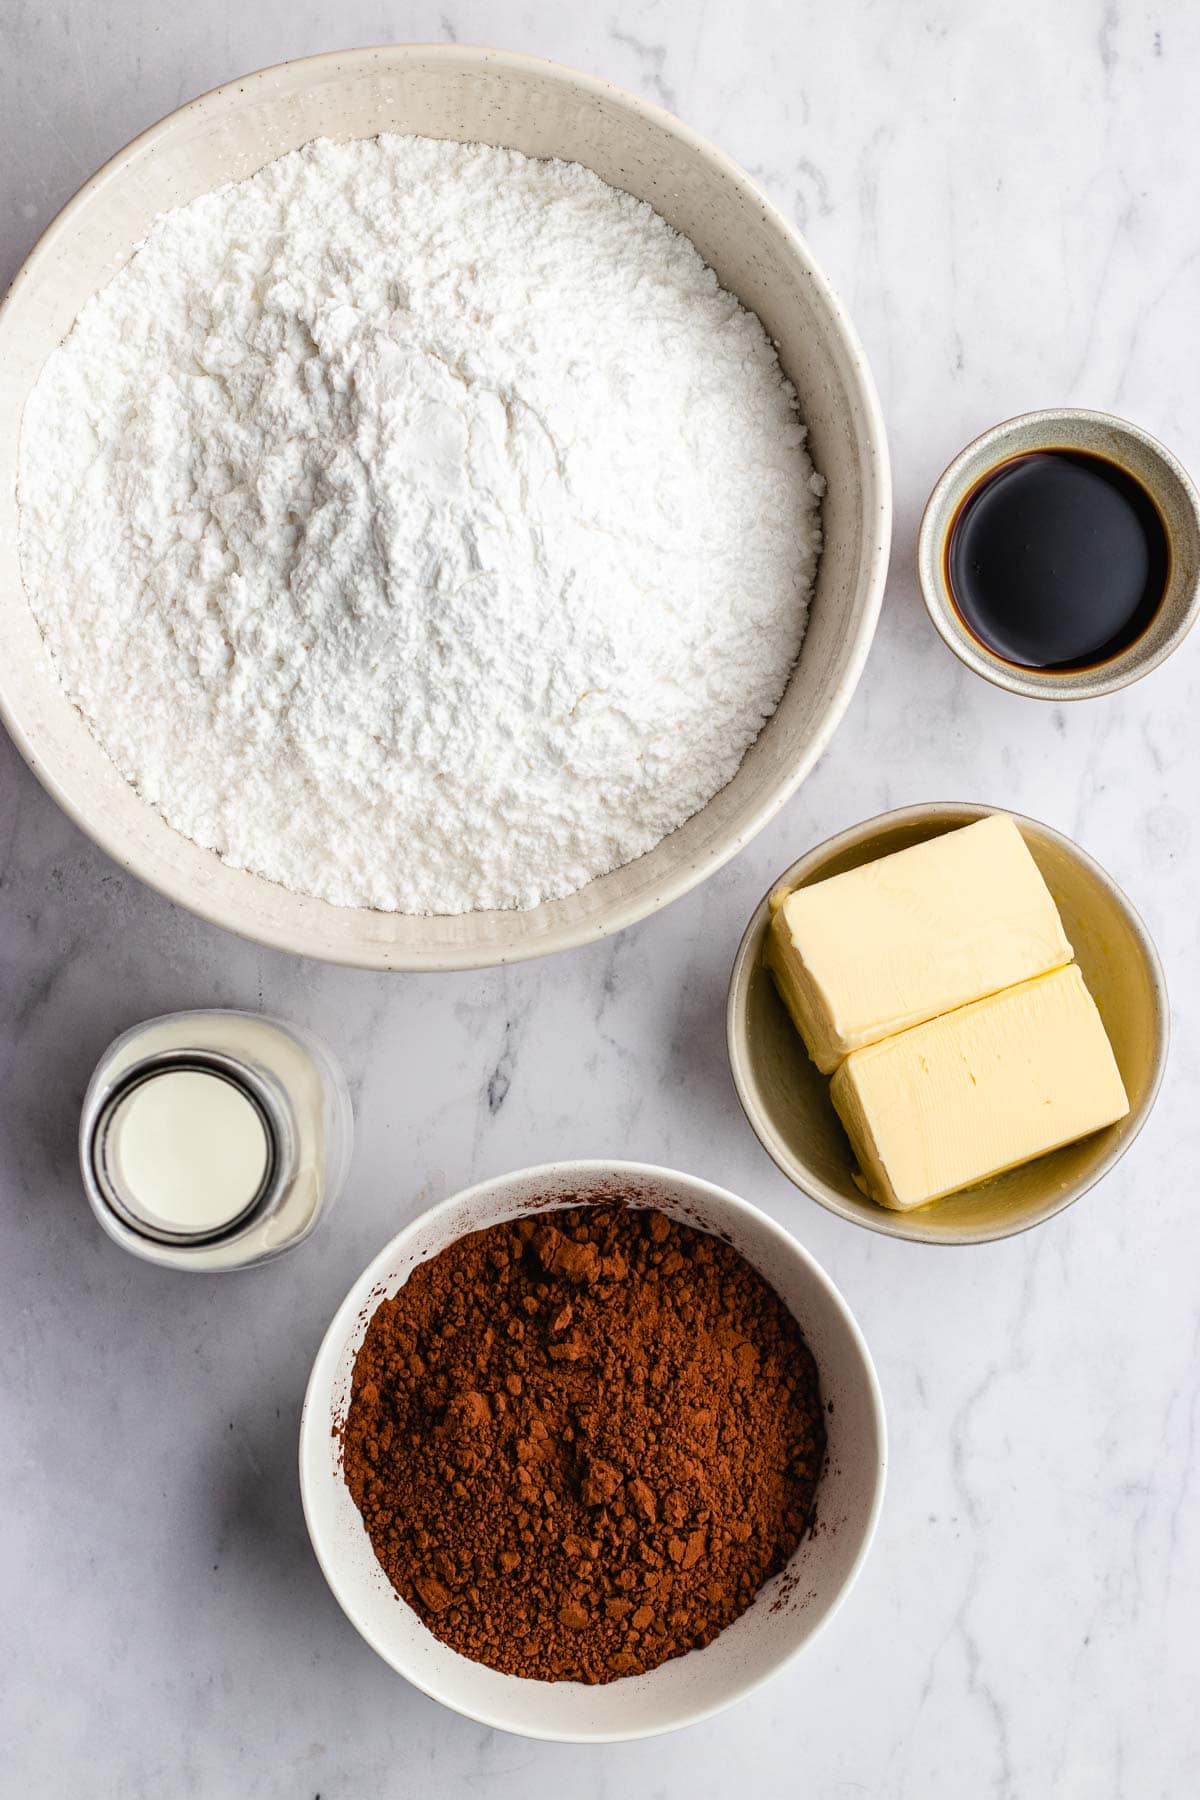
top-left (2, 2), bottom-right (1197, 1795)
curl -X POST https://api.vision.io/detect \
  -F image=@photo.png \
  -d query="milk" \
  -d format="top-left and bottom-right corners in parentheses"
top-left (80, 1011), bottom-right (353, 1271)
top-left (104, 1068), bottom-right (271, 1236)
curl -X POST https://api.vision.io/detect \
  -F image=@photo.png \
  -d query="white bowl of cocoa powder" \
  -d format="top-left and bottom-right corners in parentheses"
top-left (300, 1160), bottom-right (886, 1741)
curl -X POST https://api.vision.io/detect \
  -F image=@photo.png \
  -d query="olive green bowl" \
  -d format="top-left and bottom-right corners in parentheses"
top-left (726, 803), bottom-right (1169, 1245)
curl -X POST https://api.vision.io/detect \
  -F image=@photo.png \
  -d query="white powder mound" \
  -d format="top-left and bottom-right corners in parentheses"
top-left (19, 135), bottom-right (822, 914)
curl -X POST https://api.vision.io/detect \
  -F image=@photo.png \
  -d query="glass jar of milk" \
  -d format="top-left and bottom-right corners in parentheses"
top-left (80, 1011), bottom-right (353, 1271)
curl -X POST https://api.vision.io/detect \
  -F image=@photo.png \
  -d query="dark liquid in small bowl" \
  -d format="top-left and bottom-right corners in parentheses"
top-left (945, 449), bottom-right (1169, 671)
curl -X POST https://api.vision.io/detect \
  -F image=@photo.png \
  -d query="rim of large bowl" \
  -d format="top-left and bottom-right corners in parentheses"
top-left (0, 44), bottom-right (891, 970)
top-left (298, 1157), bottom-right (888, 1741)
top-left (726, 802), bottom-right (1170, 1246)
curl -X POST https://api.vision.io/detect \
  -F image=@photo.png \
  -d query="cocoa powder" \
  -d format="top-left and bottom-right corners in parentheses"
top-left (341, 1202), bottom-right (825, 1683)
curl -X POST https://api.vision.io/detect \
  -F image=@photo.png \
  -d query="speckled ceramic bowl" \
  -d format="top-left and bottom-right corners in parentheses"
top-left (727, 803), bottom-right (1168, 1246)
top-left (0, 45), bottom-right (890, 969)
top-left (917, 408), bottom-right (1200, 699)
top-left (300, 1160), bottom-right (886, 1741)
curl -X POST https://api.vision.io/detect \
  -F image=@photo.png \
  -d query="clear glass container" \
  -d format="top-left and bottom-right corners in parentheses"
top-left (80, 1010), bottom-right (353, 1271)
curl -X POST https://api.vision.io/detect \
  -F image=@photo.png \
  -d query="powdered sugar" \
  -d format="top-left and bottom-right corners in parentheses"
top-left (18, 135), bottom-right (822, 914)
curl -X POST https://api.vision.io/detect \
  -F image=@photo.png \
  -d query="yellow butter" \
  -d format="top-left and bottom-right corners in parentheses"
top-left (829, 965), bottom-right (1130, 1210)
top-left (765, 815), bottom-right (1072, 1073)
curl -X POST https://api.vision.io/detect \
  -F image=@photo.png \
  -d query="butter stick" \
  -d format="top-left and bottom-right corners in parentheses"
top-left (765, 815), bottom-right (1072, 1074)
top-left (829, 964), bottom-right (1130, 1210)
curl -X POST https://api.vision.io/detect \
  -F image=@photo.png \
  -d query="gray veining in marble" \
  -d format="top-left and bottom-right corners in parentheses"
top-left (1, 2), bottom-right (1197, 1795)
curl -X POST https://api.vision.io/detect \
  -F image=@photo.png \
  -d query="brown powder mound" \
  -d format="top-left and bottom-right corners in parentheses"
top-left (341, 1202), bottom-right (825, 1684)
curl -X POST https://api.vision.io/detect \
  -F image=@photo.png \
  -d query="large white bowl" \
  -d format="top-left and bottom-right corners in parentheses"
top-left (299, 1160), bottom-right (886, 1741)
top-left (0, 46), bottom-right (890, 969)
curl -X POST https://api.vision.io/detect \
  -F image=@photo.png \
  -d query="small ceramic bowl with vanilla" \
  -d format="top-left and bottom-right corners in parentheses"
top-left (917, 407), bottom-right (1200, 700)
top-left (727, 803), bottom-right (1168, 1246)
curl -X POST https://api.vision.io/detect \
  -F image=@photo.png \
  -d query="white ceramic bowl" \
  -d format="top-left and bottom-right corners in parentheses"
top-left (0, 45), bottom-right (890, 970)
top-left (299, 1160), bottom-right (886, 1741)
top-left (917, 408), bottom-right (1200, 700)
